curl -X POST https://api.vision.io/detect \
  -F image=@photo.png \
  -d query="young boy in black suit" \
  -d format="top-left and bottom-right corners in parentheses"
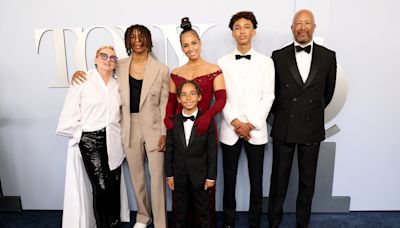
top-left (165, 80), bottom-right (217, 228)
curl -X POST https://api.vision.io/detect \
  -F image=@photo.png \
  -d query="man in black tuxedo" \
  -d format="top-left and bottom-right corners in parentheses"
top-left (165, 81), bottom-right (217, 228)
top-left (268, 9), bottom-right (337, 228)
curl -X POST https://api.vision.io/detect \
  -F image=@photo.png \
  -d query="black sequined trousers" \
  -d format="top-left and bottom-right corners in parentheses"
top-left (79, 128), bottom-right (121, 228)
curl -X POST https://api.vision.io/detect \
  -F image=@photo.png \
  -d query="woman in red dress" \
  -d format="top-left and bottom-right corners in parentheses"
top-left (164, 17), bottom-right (226, 228)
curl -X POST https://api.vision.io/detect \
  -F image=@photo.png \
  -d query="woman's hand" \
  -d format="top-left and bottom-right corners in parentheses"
top-left (71, 71), bottom-right (87, 85)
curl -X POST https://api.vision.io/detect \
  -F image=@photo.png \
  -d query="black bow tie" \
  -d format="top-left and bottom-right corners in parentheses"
top-left (235, 54), bottom-right (251, 60)
top-left (182, 115), bottom-right (196, 122)
top-left (295, 45), bottom-right (311, 54)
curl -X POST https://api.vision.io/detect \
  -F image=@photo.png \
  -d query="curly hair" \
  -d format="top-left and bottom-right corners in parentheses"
top-left (228, 11), bottom-right (258, 30)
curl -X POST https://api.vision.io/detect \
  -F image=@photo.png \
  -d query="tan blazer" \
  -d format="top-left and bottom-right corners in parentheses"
top-left (116, 54), bottom-right (169, 151)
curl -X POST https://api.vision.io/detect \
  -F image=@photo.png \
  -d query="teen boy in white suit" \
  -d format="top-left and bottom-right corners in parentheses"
top-left (218, 11), bottom-right (275, 228)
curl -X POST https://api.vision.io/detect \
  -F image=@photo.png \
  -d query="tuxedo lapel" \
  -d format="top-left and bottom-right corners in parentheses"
top-left (302, 42), bottom-right (320, 89)
top-left (140, 55), bottom-right (158, 108)
top-left (187, 112), bottom-right (201, 148)
top-left (176, 115), bottom-right (187, 148)
top-left (287, 44), bottom-right (304, 87)
top-left (187, 124), bottom-right (197, 149)
top-left (228, 53), bottom-right (245, 101)
top-left (187, 128), bottom-right (196, 148)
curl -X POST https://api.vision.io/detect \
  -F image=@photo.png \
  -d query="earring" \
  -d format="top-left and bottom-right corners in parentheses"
top-left (112, 69), bottom-right (117, 78)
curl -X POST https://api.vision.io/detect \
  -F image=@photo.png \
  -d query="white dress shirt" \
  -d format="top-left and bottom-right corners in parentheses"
top-left (294, 40), bottom-right (313, 82)
top-left (218, 48), bottom-right (275, 145)
top-left (56, 69), bottom-right (130, 228)
top-left (56, 69), bottom-right (125, 170)
top-left (182, 108), bottom-right (198, 146)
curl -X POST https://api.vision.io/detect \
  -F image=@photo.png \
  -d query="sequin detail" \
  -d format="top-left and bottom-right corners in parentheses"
top-left (79, 128), bottom-right (121, 228)
top-left (80, 128), bottom-right (108, 189)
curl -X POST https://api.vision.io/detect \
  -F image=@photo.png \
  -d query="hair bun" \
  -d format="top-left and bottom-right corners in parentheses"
top-left (180, 17), bottom-right (192, 31)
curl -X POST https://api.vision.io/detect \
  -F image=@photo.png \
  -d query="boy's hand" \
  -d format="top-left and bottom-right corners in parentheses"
top-left (204, 180), bottom-right (215, 190)
top-left (234, 122), bottom-right (251, 140)
top-left (167, 177), bottom-right (174, 190)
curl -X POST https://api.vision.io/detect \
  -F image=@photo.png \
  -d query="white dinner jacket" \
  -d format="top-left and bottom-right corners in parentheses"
top-left (218, 49), bottom-right (275, 145)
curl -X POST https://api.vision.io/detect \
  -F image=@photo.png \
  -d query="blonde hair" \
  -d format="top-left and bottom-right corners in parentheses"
top-left (95, 45), bottom-right (115, 57)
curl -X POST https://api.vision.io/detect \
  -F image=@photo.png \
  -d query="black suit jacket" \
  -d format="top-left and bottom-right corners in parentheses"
top-left (270, 42), bottom-right (337, 143)
top-left (165, 112), bottom-right (217, 190)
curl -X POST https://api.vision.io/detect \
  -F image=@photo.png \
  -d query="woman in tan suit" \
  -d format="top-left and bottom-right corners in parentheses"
top-left (72, 25), bottom-right (169, 228)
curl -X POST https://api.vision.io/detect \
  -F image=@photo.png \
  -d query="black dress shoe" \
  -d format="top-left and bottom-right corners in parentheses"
top-left (296, 223), bottom-right (309, 228)
top-left (222, 224), bottom-right (233, 228)
top-left (268, 222), bottom-right (279, 228)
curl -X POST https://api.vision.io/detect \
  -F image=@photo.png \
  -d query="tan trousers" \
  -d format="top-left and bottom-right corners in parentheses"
top-left (125, 113), bottom-right (167, 228)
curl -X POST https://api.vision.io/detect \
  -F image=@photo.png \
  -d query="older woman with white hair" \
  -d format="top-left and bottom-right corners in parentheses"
top-left (56, 45), bottom-right (129, 228)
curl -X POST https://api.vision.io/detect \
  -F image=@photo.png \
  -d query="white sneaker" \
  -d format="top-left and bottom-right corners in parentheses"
top-left (133, 222), bottom-right (147, 228)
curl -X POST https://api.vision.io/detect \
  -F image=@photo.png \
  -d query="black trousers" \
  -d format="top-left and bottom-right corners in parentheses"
top-left (221, 139), bottom-right (265, 228)
top-left (268, 139), bottom-right (320, 228)
top-left (175, 177), bottom-right (210, 228)
top-left (172, 186), bottom-right (216, 228)
top-left (79, 128), bottom-right (121, 228)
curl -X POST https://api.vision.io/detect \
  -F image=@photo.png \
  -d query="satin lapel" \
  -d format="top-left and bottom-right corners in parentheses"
top-left (187, 112), bottom-right (201, 148)
top-left (117, 57), bottom-right (131, 109)
top-left (302, 42), bottom-right (320, 89)
top-left (288, 44), bottom-right (304, 87)
top-left (140, 55), bottom-right (159, 108)
top-left (187, 124), bottom-right (197, 149)
top-left (176, 115), bottom-right (187, 148)
top-left (229, 52), bottom-right (250, 104)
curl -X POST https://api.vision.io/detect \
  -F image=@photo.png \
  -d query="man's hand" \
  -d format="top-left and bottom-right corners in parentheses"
top-left (158, 135), bottom-right (166, 152)
top-left (234, 122), bottom-right (251, 141)
top-left (71, 71), bottom-right (87, 85)
top-left (204, 180), bottom-right (215, 190)
top-left (167, 177), bottom-right (174, 190)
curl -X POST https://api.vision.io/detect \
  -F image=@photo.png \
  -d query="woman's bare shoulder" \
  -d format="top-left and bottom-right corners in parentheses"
top-left (171, 65), bottom-right (190, 75)
top-left (200, 61), bottom-right (220, 70)
top-left (208, 63), bottom-right (221, 72)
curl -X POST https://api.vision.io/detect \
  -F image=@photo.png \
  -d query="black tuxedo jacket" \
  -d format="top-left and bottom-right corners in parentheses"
top-left (165, 112), bottom-right (217, 190)
top-left (270, 42), bottom-right (337, 143)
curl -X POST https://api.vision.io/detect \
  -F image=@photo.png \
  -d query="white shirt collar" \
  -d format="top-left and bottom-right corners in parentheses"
top-left (294, 40), bottom-right (313, 48)
top-left (234, 48), bottom-right (254, 56)
top-left (182, 108), bottom-right (198, 118)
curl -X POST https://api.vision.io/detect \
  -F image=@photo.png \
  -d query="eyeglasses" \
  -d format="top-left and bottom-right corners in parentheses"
top-left (99, 53), bottom-right (118, 62)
